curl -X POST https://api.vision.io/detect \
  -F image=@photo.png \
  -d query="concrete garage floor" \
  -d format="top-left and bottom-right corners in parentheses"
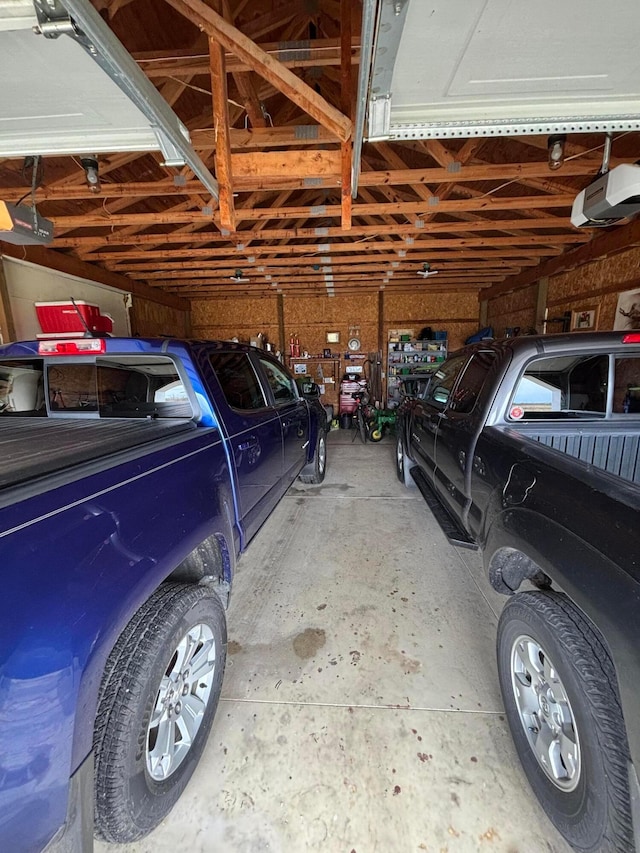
top-left (99, 430), bottom-right (571, 853)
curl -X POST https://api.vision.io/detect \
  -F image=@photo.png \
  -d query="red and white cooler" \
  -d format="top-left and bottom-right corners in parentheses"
top-left (35, 301), bottom-right (113, 336)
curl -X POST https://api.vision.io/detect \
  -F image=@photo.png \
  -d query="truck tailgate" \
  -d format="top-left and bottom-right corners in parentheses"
top-left (0, 418), bottom-right (197, 491)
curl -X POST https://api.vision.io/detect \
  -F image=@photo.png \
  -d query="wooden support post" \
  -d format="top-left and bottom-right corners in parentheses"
top-left (479, 298), bottom-right (488, 329)
top-left (340, 0), bottom-right (352, 229)
top-left (536, 277), bottom-right (549, 333)
top-left (277, 292), bottom-right (285, 355)
top-left (341, 139), bottom-right (352, 230)
top-left (209, 37), bottom-right (235, 231)
top-left (0, 257), bottom-right (17, 344)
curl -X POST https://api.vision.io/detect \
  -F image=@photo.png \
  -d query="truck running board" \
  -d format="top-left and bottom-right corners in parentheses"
top-left (410, 467), bottom-right (478, 550)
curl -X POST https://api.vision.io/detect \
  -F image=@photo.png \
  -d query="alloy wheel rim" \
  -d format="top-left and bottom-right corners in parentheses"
top-left (318, 435), bottom-right (326, 473)
top-left (510, 633), bottom-right (581, 791)
top-left (146, 623), bottom-right (216, 781)
top-left (396, 438), bottom-right (404, 474)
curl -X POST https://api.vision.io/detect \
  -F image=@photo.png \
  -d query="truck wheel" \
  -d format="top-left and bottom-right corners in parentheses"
top-left (94, 583), bottom-right (227, 843)
top-left (396, 434), bottom-right (416, 488)
top-left (299, 431), bottom-right (326, 484)
top-left (497, 592), bottom-right (633, 852)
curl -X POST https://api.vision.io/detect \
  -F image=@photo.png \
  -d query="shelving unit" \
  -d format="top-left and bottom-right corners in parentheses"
top-left (386, 336), bottom-right (447, 408)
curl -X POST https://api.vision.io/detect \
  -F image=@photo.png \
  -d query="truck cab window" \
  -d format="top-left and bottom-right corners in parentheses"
top-left (614, 356), bottom-right (640, 413)
top-left (510, 354), bottom-right (608, 420)
top-left (423, 355), bottom-right (467, 409)
top-left (209, 352), bottom-right (267, 410)
top-left (258, 358), bottom-right (298, 404)
top-left (47, 358), bottom-right (192, 418)
top-left (448, 351), bottom-right (497, 414)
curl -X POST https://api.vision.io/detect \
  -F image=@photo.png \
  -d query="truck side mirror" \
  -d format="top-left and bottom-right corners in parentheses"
top-left (297, 379), bottom-right (320, 399)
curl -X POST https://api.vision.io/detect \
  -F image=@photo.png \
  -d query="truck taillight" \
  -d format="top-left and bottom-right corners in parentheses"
top-left (38, 338), bottom-right (107, 355)
top-left (622, 333), bottom-right (640, 344)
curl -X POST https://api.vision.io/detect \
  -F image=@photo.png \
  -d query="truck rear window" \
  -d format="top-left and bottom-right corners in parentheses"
top-left (0, 357), bottom-right (193, 419)
top-left (509, 354), bottom-right (608, 420)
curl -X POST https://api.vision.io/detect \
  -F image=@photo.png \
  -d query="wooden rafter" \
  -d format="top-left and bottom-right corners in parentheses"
top-left (2, 158), bottom-right (617, 203)
top-left (164, 0), bottom-right (352, 142)
top-left (49, 194), bottom-right (578, 231)
top-left (54, 221), bottom-right (587, 251)
top-left (134, 37), bottom-right (361, 77)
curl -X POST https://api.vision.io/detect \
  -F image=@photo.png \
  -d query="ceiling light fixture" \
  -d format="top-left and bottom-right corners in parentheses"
top-left (417, 262), bottom-right (439, 279)
top-left (547, 135), bottom-right (566, 171)
top-left (80, 156), bottom-right (101, 193)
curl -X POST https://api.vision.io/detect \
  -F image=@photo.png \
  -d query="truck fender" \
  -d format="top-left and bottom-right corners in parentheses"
top-left (483, 506), bottom-right (597, 599)
top-left (167, 533), bottom-right (232, 608)
top-left (482, 506), bottom-right (627, 685)
top-left (166, 492), bottom-right (237, 607)
top-left (487, 546), bottom-right (551, 595)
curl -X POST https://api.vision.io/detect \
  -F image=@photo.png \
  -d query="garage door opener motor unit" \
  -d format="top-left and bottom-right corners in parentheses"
top-left (0, 201), bottom-right (53, 245)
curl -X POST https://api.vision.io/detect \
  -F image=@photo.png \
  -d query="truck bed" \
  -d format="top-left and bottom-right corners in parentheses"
top-left (0, 417), bottom-right (197, 491)
top-left (511, 422), bottom-right (640, 485)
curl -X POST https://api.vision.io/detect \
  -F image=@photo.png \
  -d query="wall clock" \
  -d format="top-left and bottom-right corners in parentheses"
top-left (347, 337), bottom-right (361, 352)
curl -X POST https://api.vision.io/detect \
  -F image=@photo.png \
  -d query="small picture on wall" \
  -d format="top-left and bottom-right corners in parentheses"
top-left (571, 306), bottom-right (599, 332)
top-left (614, 286), bottom-right (640, 330)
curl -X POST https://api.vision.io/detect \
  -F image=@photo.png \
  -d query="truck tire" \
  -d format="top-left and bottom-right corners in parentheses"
top-left (299, 430), bottom-right (326, 484)
top-left (94, 583), bottom-right (227, 843)
top-left (497, 591), bottom-right (633, 853)
top-left (396, 434), bottom-right (416, 488)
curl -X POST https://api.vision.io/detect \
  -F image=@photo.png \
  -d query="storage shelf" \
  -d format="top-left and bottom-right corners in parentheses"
top-left (386, 336), bottom-right (447, 407)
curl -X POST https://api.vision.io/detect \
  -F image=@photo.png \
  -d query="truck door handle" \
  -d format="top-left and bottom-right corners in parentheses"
top-left (238, 438), bottom-right (258, 451)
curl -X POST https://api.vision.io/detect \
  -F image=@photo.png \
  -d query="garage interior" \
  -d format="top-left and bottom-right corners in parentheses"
top-left (0, 0), bottom-right (639, 850)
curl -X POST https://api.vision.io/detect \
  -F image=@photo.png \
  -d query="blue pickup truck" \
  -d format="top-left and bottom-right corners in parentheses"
top-left (0, 336), bottom-right (327, 853)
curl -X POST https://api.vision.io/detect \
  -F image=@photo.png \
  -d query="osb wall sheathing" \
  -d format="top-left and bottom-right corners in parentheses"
top-left (487, 245), bottom-right (640, 334)
top-left (284, 294), bottom-right (379, 356)
top-left (130, 298), bottom-right (190, 338)
top-left (384, 292), bottom-right (479, 350)
top-left (548, 246), bottom-right (640, 329)
top-left (486, 284), bottom-right (538, 337)
top-left (191, 297), bottom-right (279, 346)
top-left (189, 291), bottom-right (481, 355)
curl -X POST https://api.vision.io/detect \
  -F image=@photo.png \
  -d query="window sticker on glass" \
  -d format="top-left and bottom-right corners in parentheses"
top-left (510, 405), bottom-right (524, 420)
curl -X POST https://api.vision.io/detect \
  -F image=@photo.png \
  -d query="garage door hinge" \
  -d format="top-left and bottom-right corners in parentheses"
top-left (32, 0), bottom-right (77, 38)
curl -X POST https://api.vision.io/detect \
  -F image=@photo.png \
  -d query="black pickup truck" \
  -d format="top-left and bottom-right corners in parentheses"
top-left (395, 331), bottom-right (640, 853)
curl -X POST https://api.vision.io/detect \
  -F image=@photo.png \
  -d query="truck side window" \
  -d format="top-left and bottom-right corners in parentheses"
top-left (613, 355), bottom-right (640, 413)
top-left (510, 354), bottom-right (608, 420)
top-left (448, 351), bottom-right (497, 414)
top-left (423, 355), bottom-right (468, 409)
top-left (209, 352), bottom-right (267, 411)
top-left (258, 358), bottom-right (298, 404)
